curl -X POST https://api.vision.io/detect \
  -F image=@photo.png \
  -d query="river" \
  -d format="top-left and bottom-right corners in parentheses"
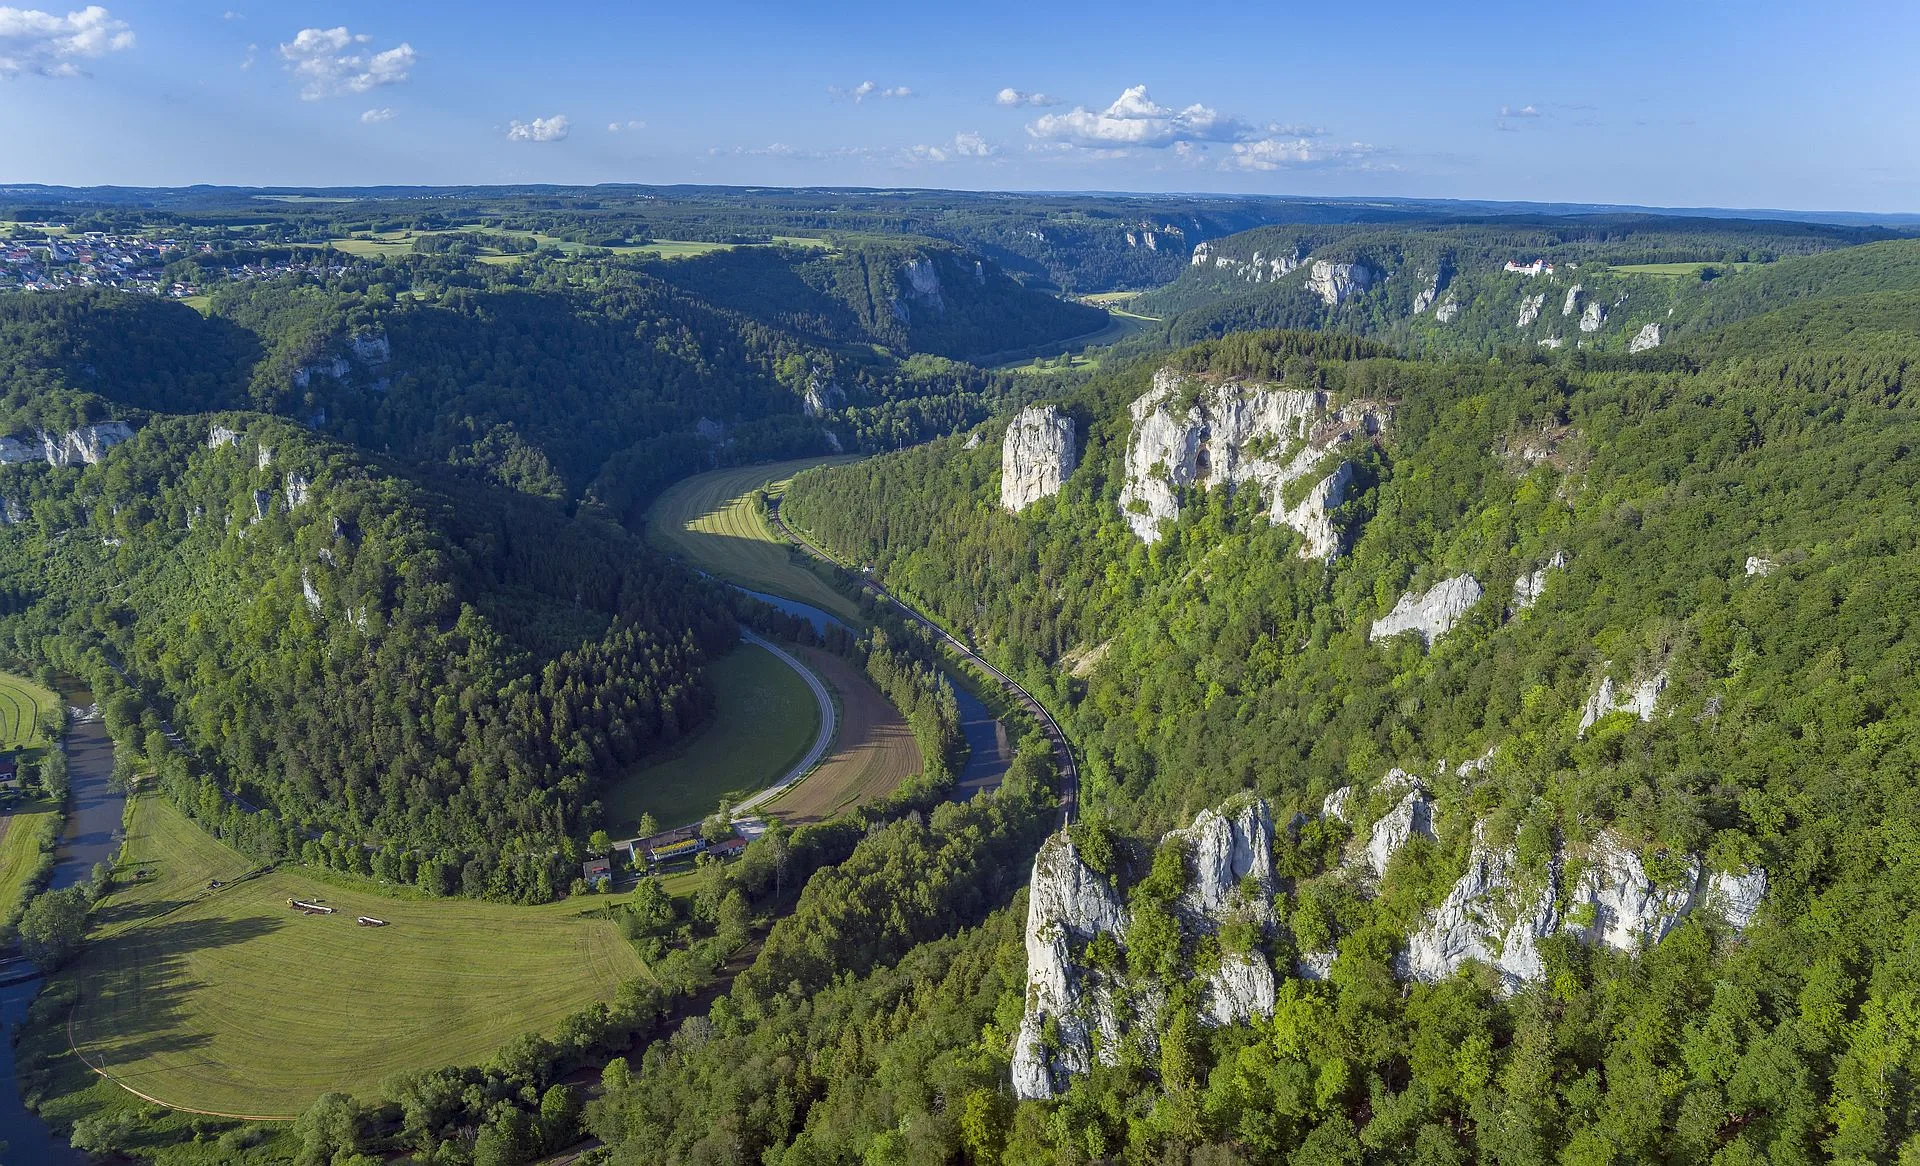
top-left (733, 588), bottom-right (1010, 798)
top-left (0, 704), bottom-right (124, 1164)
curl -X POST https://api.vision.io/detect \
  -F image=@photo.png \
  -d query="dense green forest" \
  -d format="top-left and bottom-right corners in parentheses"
top-left (1131, 225), bottom-right (1920, 361)
top-left (761, 288), bottom-right (1920, 1159)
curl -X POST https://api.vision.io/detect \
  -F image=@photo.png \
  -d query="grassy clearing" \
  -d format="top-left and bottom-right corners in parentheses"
top-left (63, 796), bottom-right (645, 1118)
top-left (603, 641), bottom-right (819, 833)
top-left (0, 671), bottom-right (58, 752)
top-left (996, 309), bottom-right (1155, 374)
top-left (1609, 261), bottom-right (1763, 277)
top-left (646, 457), bottom-right (863, 621)
top-left (0, 798), bottom-right (59, 928)
top-left (762, 647), bottom-right (920, 825)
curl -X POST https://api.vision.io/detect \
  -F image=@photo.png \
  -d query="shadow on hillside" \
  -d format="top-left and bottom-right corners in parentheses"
top-left (74, 914), bottom-right (281, 1067)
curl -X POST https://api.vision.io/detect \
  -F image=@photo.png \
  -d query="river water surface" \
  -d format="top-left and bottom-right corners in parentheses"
top-left (0, 708), bottom-right (123, 1163)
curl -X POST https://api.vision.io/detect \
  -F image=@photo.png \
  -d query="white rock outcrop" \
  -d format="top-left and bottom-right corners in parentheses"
top-left (1629, 322), bottom-right (1663, 353)
top-left (1204, 952), bottom-right (1277, 1027)
top-left (1562, 285), bottom-right (1583, 317)
top-left (1012, 833), bottom-right (1128, 1100)
top-left (1117, 368), bottom-right (1389, 555)
top-left (0, 423), bottom-right (136, 468)
top-left (251, 490), bottom-right (273, 523)
top-left (1365, 782), bottom-right (1437, 878)
top-left (889, 258), bottom-right (945, 323)
top-left (1434, 297), bottom-right (1460, 324)
top-left (1407, 827), bottom-right (1767, 993)
top-left (1511, 551), bottom-right (1568, 612)
top-left (285, 473), bottom-right (312, 509)
top-left (301, 570), bottom-right (322, 612)
top-left (1403, 833), bottom-right (1555, 992)
top-left (1322, 785), bottom-right (1352, 823)
top-left (1578, 671), bottom-right (1667, 734)
top-left (1306, 260), bottom-right (1377, 307)
top-left (1370, 574), bottom-right (1484, 646)
top-left (802, 376), bottom-right (844, 418)
top-left (208, 425), bottom-right (242, 449)
top-left (1744, 556), bottom-right (1776, 577)
top-left (1171, 798), bottom-right (1275, 924)
top-left (1517, 293), bottom-right (1546, 329)
top-left (1412, 266), bottom-right (1451, 315)
top-left (257, 446), bottom-right (274, 470)
top-left (1580, 301), bottom-right (1607, 333)
top-left (1000, 405), bottom-right (1078, 513)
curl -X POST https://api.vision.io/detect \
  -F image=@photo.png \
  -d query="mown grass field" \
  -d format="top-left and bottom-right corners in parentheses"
top-left (1609, 261), bottom-right (1762, 277)
top-left (645, 457), bottom-right (863, 621)
top-left (762, 647), bottom-right (920, 825)
top-left (0, 798), bottom-right (59, 926)
top-left (0, 670), bottom-right (57, 752)
top-left (64, 796), bottom-right (645, 1118)
top-left (603, 641), bottom-right (819, 832)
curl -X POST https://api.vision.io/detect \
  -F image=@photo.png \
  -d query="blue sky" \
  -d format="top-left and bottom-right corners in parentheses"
top-left (2, 0), bottom-right (1917, 211)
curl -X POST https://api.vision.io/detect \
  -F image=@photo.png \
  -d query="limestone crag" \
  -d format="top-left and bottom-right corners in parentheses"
top-left (1365, 778), bottom-right (1437, 878)
top-left (1204, 952), bottom-right (1277, 1027)
top-left (0, 422), bottom-right (136, 468)
top-left (1014, 801), bottom-right (1282, 1100)
top-left (1306, 260), bottom-right (1378, 307)
top-left (1403, 831), bottom-right (1555, 992)
top-left (1407, 826), bottom-right (1765, 994)
top-left (1511, 551), bottom-right (1569, 612)
top-left (293, 329), bottom-right (391, 390)
top-left (1169, 797), bottom-right (1275, 925)
top-left (208, 425), bottom-right (242, 449)
top-left (1744, 556), bottom-right (1776, 577)
top-left (1434, 297), bottom-right (1460, 324)
top-left (1562, 285), bottom-right (1584, 317)
top-left (1191, 243), bottom-right (1303, 285)
top-left (1578, 671), bottom-right (1667, 734)
top-left (802, 376), bottom-right (844, 418)
top-left (1517, 293), bottom-right (1546, 329)
top-left (1000, 405), bottom-right (1078, 513)
top-left (1629, 322), bottom-right (1663, 353)
top-left (889, 258), bottom-right (946, 323)
top-left (285, 473), bottom-right (312, 509)
top-left (1370, 574), bottom-right (1485, 646)
top-left (1412, 265), bottom-right (1451, 315)
top-left (1012, 833), bottom-right (1129, 1100)
top-left (1580, 301), bottom-right (1607, 333)
top-left (1118, 367), bottom-right (1389, 555)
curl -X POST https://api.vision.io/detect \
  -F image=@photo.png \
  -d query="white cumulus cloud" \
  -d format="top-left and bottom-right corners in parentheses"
top-left (279, 26), bottom-right (414, 100)
top-left (360, 107), bottom-right (395, 124)
top-left (995, 87), bottom-right (1057, 107)
top-left (829, 79), bottom-right (912, 102)
top-left (507, 114), bottom-right (569, 143)
top-left (1223, 136), bottom-right (1380, 171)
top-left (903, 131), bottom-right (997, 164)
top-left (1027, 84), bottom-right (1252, 149)
top-left (0, 5), bottom-right (134, 78)
top-left (607, 119), bottom-right (646, 133)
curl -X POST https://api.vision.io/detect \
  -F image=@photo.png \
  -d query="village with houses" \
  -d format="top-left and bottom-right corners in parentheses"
top-left (0, 225), bottom-right (347, 297)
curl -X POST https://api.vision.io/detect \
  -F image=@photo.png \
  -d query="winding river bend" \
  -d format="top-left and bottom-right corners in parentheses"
top-left (0, 706), bottom-right (124, 1164)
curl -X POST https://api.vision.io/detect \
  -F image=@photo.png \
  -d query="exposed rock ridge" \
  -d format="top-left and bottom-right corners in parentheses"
top-left (1307, 260), bottom-right (1378, 307)
top-left (1511, 551), bottom-right (1569, 612)
top-left (1629, 322), bottom-right (1663, 353)
top-left (292, 329), bottom-right (391, 391)
top-left (1370, 574), bottom-right (1484, 646)
top-left (1001, 405), bottom-right (1078, 513)
top-left (1406, 827), bottom-right (1767, 994)
top-left (0, 422), bottom-right (135, 468)
top-left (1578, 670), bottom-right (1667, 734)
top-left (1118, 367), bottom-right (1391, 555)
top-left (1517, 293), bottom-right (1546, 329)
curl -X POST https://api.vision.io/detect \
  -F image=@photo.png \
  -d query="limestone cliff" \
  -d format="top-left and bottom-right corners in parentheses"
top-left (1015, 785), bottom-right (1766, 1096)
top-left (1369, 575), bottom-right (1484, 646)
top-left (1511, 551), bottom-right (1568, 612)
top-left (1306, 260), bottom-right (1378, 308)
top-left (1580, 301), bottom-right (1607, 333)
top-left (1118, 367), bottom-right (1390, 556)
top-left (292, 328), bottom-right (392, 391)
top-left (1000, 405), bottom-right (1078, 513)
top-left (1629, 322), bottom-right (1663, 353)
top-left (0, 422), bottom-right (135, 468)
top-left (1578, 670), bottom-right (1667, 734)
top-left (1517, 293), bottom-right (1546, 329)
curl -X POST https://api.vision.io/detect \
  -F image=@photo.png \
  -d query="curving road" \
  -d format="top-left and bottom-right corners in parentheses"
top-left (767, 503), bottom-right (1079, 826)
top-left (731, 628), bottom-right (838, 817)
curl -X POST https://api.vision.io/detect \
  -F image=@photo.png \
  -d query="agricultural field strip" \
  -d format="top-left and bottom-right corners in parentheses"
top-left (731, 630), bottom-right (837, 817)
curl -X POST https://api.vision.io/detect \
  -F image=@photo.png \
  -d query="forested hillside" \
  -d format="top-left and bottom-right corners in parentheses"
top-left (753, 289), bottom-right (1920, 1159)
top-left (1132, 219), bottom-right (1919, 360)
top-left (0, 414), bottom-right (733, 900)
